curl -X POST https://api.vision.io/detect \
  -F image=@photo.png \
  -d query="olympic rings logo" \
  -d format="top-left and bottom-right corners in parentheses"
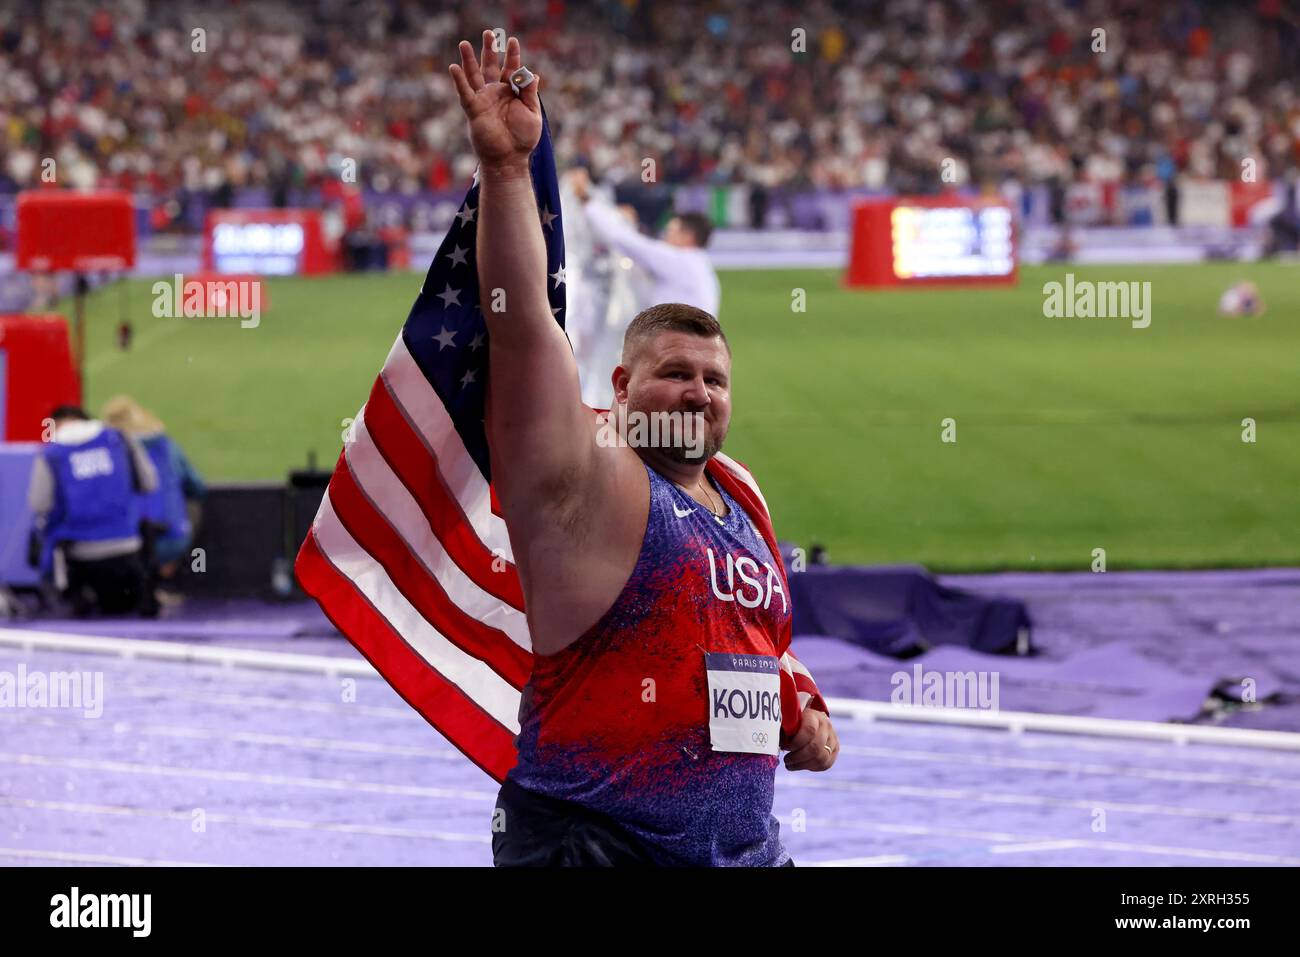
top-left (752, 732), bottom-right (769, 745)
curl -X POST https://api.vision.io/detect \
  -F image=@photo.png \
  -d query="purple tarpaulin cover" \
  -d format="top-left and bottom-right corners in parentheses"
top-left (779, 552), bottom-right (1031, 656)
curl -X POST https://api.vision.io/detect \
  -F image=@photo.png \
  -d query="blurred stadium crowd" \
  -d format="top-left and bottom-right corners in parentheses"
top-left (0, 0), bottom-right (1296, 230)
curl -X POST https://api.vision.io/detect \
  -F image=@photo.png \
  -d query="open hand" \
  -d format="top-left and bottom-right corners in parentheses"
top-left (449, 31), bottom-right (542, 174)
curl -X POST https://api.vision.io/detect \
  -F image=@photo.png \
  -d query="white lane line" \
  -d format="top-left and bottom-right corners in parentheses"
top-left (32, 700), bottom-right (1289, 789)
top-left (6, 648), bottom-right (1299, 767)
top-left (138, 724), bottom-right (455, 758)
top-left (801, 817), bottom-right (1300, 866)
top-left (0, 846), bottom-right (214, 867)
top-left (0, 713), bottom-right (459, 760)
top-left (0, 797), bottom-right (491, 844)
top-left (833, 719), bottom-right (1300, 768)
top-left (988, 839), bottom-right (1086, 855)
top-left (118, 685), bottom-right (415, 718)
top-left (783, 777), bottom-right (1300, 826)
top-left (0, 679), bottom-right (418, 719)
top-left (783, 814), bottom-right (1026, 844)
top-left (62, 679), bottom-right (1300, 767)
top-left (827, 697), bottom-right (1300, 752)
top-left (1055, 838), bottom-right (1300, 865)
top-left (0, 628), bottom-right (377, 677)
top-left (804, 855), bottom-right (911, 867)
top-left (0, 752), bottom-right (497, 802)
top-left (0, 654), bottom-right (412, 717)
top-left (836, 744), bottom-right (1300, 789)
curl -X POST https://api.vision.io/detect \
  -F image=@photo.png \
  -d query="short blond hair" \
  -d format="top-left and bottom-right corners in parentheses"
top-left (101, 395), bottom-right (164, 435)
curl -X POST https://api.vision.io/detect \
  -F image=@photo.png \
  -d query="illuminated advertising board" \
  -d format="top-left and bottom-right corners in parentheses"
top-left (203, 209), bottom-right (336, 275)
top-left (847, 197), bottom-right (1018, 288)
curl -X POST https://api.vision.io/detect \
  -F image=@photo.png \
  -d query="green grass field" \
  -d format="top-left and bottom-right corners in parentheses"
top-left (66, 262), bottom-right (1300, 571)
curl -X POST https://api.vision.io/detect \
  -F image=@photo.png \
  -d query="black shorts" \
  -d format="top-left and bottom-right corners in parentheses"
top-left (491, 776), bottom-right (795, 867)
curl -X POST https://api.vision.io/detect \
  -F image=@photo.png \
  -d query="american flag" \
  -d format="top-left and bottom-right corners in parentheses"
top-left (295, 107), bottom-right (826, 783)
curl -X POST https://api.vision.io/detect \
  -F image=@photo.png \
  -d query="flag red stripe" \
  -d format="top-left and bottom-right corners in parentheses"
top-left (778, 669), bottom-right (803, 740)
top-left (295, 530), bottom-right (519, 783)
top-left (790, 671), bottom-right (828, 712)
top-left (363, 376), bottom-right (526, 610)
top-left (327, 454), bottom-right (534, 689)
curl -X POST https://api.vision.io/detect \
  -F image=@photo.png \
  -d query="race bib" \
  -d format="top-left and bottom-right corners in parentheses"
top-left (705, 653), bottom-right (782, 756)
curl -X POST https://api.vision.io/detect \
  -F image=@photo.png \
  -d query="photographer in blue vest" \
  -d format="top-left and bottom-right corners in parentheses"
top-left (27, 405), bottom-right (160, 616)
top-left (103, 396), bottom-right (206, 603)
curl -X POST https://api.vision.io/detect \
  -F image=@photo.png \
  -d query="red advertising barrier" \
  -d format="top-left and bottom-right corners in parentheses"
top-left (847, 196), bottom-right (1018, 289)
top-left (203, 208), bottom-right (337, 275)
top-left (16, 190), bottom-right (136, 272)
top-left (1230, 179), bottom-right (1278, 227)
top-left (0, 314), bottom-right (81, 441)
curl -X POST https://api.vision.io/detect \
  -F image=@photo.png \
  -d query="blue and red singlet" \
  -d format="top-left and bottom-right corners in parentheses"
top-left (507, 460), bottom-right (793, 866)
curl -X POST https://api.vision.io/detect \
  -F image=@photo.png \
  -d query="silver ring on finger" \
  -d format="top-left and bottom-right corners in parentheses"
top-left (510, 66), bottom-right (536, 95)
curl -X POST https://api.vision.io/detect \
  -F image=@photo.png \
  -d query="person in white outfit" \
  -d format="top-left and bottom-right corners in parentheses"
top-left (563, 168), bottom-right (720, 408)
top-left (558, 175), bottom-right (649, 408)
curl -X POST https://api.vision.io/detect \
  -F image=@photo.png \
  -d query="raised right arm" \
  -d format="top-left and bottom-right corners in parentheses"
top-left (449, 34), bottom-right (592, 509)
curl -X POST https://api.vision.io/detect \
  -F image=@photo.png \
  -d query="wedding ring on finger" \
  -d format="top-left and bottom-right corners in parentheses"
top-left (509, 66), bottom-right (536, 95)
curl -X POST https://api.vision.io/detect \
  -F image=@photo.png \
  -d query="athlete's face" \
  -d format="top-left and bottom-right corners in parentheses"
top-left (614, 331), bottom-right (731, 463)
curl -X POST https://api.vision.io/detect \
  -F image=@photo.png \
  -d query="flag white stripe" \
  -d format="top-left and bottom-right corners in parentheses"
top-left (311, 492), bottom-right (523, 733)
top-left (781, 651), bottom-right (814, 680)
top-left (379, 335), bottom-right (515, 562)
top-left (343, 413), bottom-right (532, 651)
top-left (714, 452), bottom-right (771, 517)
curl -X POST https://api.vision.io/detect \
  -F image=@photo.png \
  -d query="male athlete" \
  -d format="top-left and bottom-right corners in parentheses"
top-left (449, 32), bottom-right (837, 867)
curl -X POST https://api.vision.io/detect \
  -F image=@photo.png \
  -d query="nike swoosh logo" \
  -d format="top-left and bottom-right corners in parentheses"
top-left (673, 504), bottom-right (695, 518)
